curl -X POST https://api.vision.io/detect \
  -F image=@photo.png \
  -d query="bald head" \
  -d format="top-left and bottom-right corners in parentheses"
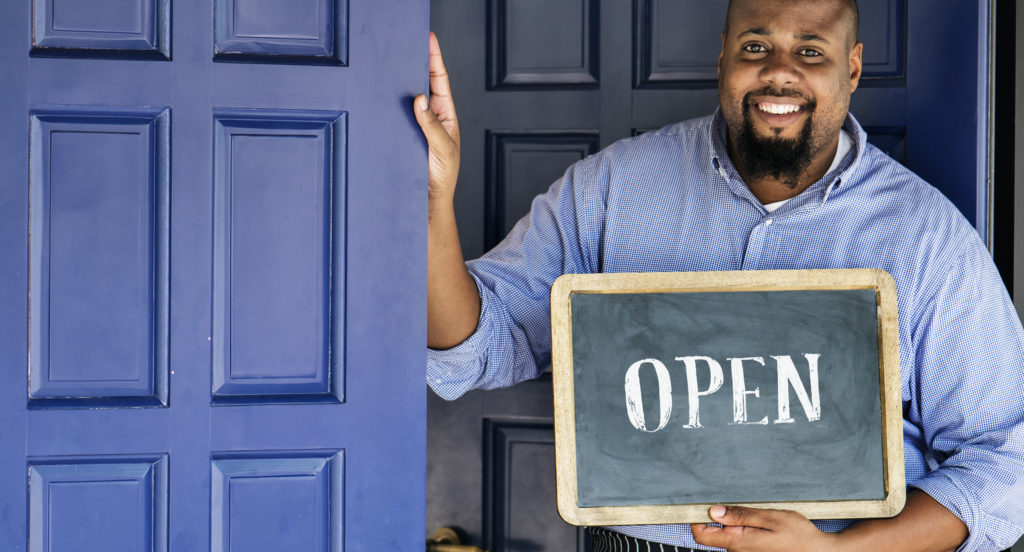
top-left (726, 0), bottom-right (859, 46)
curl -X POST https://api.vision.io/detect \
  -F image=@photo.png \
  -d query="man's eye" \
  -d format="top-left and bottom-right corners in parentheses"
top-left (742, 44), bottom-right (767, 53)
top-left (798, 48), bottom-right (822, 57)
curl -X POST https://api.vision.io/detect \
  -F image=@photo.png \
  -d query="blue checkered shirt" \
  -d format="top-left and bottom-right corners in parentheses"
top-left (427, 111), bottom-right (1024, 551)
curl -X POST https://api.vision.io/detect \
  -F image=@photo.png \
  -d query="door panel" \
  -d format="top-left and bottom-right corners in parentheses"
top-left (210, 451), bottom-right (343, 552)
top-left (31, 0), bottom-right (171, 59)
top-left (2, 0), bottom-right (427, 550)
top-left (484, 419), bottom-right (579, 551)
top-left (485, 131), bottom-right (600, 250)
top-left (28, 107), bottom-right (170, 406)
top-left (428, 1), bottom-right (990, 550)
top-left (213, 0), bottom-right (348, 63)
top-left (211, 110), bottom-right (344, 402)
top-left (488, 0), bottom-right (600, 89)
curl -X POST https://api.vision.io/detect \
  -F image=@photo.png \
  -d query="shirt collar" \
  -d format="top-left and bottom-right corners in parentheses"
top-left (708, 108), bottom-right (868, 207)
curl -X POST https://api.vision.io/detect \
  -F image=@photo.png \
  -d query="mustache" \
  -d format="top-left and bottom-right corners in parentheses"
top-left (742, 88), bottom-right (815, 111)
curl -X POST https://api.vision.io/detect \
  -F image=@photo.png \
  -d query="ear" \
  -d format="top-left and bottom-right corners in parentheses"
top-left (848, 41), bottom-right (863, 93)
top-left (718, 32), bottom-right (726, 76)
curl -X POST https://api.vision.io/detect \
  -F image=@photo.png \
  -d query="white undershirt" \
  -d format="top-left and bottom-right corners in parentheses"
top-left (762, 129), bottom-right (853, 214)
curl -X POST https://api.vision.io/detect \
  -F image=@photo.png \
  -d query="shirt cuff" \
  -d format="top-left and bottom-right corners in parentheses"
top-left (426, 272), bottom-right (493, 400)
top-left (911, 472), bottom-right (1022, 552)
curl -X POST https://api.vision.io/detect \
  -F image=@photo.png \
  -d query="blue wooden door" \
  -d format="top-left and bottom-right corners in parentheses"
top-left (0, 1), bottom-right (427, 550)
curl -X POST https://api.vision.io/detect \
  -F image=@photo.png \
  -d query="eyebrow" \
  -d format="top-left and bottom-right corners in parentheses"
top-left (737, 28), bottom-right (831, 44)
top-left (796, 33), bottom-right (830, 44)
top-left (738, 27), bottom-right (770, 38)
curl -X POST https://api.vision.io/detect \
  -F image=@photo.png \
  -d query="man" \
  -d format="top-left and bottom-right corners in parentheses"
top-left (414, 0), bottom-right (1024, 550)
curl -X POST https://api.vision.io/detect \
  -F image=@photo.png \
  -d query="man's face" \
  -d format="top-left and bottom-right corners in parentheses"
top-left (718, 0), bottom-right (862, 186)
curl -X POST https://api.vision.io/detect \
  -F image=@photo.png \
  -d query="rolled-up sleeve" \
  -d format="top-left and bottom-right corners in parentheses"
top-left (907, 235), bottom-right (1024, 552)
top-left (426, 272), bottom-right (497, 400)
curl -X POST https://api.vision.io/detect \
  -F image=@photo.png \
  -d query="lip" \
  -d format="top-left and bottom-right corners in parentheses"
top-left (749, 97), bottom-right (808, 129)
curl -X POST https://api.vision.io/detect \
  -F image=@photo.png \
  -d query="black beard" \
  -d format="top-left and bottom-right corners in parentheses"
top-left (735, 93), bottom-right (817, 189)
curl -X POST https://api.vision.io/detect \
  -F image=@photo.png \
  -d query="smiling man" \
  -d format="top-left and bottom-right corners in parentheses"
top-left (415, 0), bottom-right (1024, 550)
top-left (718, 0), bottom-right (860, 204)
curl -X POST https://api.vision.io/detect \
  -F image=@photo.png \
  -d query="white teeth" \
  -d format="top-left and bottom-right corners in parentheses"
top-left (759, 103), bottom-right (802, 115)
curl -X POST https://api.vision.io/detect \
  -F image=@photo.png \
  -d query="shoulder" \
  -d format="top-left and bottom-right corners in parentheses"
top-left (843, 142), bottom-right (985, 311)
top-left (616, 114), bottom-right (715, 157)
top-left (852, 144), bottom-right (975, 242)
top-left (567, 114), bottom-right (716, 183)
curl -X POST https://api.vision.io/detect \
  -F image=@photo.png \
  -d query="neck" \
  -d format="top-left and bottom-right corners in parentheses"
top-left (729, 133), bottom-right (840, 205)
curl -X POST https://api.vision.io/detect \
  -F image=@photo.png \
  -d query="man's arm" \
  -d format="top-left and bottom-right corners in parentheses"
top-left (833, 490), bottom-right (967, 552)
top-left (418, 32), bottom-right (604, 399)
top-left (413, 33), bottom-right (481, 350)
top-left (691, 490), bottom-right (967, 552)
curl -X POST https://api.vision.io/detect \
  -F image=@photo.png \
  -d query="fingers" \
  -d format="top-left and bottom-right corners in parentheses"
top-left (692, 506), bottom-right (773, 548)
top-left (415, 33), bottom-right (462, 198)
top-left (692, 522), bottom-right (766, 550)
top-left (427, 33), bottom-right (458, 131)
top-left (428, 32), bottom-right (453, 100)
top-left (691, 506), bottom-right (768, 550)
top-left (710, 505), bottom-right (781, 530)
top-left (691, 506), bottom-right (810, 550)
top-left (692, 521), bottom-right (765, 537)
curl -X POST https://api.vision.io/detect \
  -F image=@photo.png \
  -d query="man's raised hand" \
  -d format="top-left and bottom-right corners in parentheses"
top-left (414, 32), bottom-right (461, 204)
top-left (418, 32), bottom-right (480, 350)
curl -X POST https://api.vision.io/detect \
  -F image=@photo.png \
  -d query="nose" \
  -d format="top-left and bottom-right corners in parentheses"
top-left (760, 51), bottom-right (800, 87)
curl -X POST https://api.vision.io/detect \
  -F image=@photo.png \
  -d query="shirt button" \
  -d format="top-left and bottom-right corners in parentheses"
top-left (765, 219), bottom-right (773, 226)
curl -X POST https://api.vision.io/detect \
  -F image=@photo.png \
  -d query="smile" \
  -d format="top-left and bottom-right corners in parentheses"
top-left (757, 102), bottom-right (804, 115)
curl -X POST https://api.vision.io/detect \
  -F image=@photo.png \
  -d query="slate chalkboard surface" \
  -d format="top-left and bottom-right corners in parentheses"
top-left (550, 270), bottom-right (904, 526)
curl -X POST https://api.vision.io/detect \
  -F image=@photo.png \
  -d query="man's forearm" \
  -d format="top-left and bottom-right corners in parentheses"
top-left (416, 33), bottom-right (477, 350)
top-left (836, 490), bottom-right (967, 552)
top-left (427, 201), bottom-right (481, 349)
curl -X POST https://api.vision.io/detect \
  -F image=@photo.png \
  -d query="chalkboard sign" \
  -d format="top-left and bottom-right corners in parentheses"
top-left (550, 269), bottom-right (904, 526)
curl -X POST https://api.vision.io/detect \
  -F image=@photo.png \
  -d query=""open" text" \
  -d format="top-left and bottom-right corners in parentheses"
top-left (623, 354), bottom-right (821, 432)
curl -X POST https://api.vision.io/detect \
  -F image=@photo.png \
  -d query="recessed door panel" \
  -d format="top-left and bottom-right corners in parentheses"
top-left (488, 0), bottom-right (599, 88)
top-left (211, 451), bottom-right (343, 552)
top-left (212, 111), bottom-right (345, 403)
top-left (485, 131), bottom-right (599, 249)
top-left (29, 108), bottom-right (169, 407)
top-left (32, 0), bottom-right (170, 58)
top-left (214, 0), bottom-right (348, 64)
top-left (29, 455), bottom-right (168, 552)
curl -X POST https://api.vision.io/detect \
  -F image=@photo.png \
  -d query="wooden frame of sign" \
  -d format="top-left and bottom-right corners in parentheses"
top-left (550, 269), bottom-right (905, 526)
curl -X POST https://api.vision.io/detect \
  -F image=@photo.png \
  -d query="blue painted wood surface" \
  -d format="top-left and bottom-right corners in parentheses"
top-left (1, 0), bottom-right (427, 550)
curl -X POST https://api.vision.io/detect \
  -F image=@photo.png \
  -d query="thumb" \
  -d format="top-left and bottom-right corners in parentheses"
top-left (413, 94), bottom-right (454, 149)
